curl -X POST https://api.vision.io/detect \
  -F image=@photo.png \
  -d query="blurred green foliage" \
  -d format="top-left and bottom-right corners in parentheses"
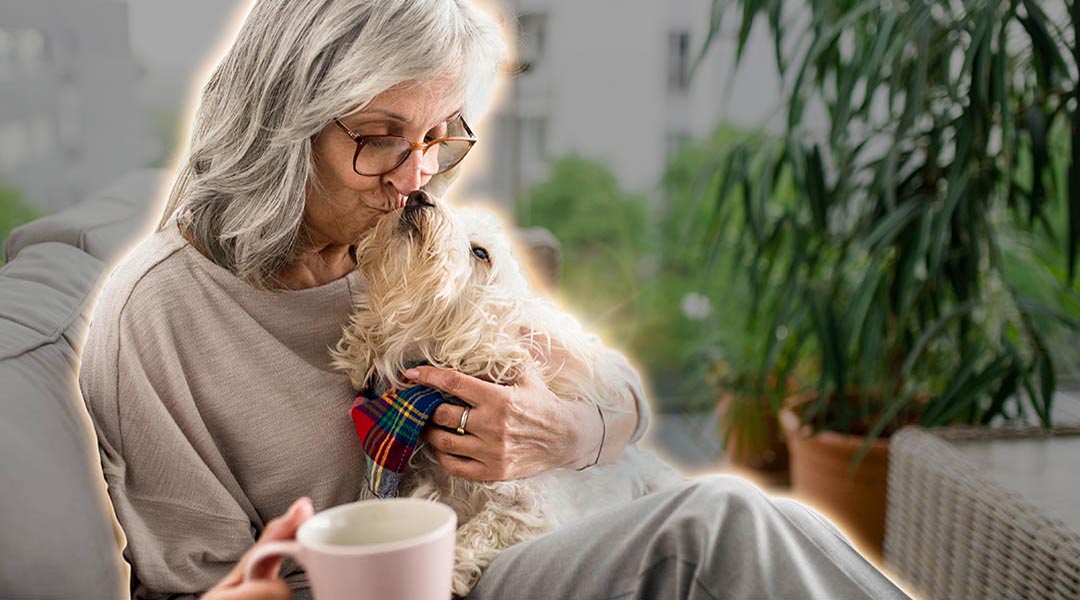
top-left (998, 121), bottom-right (1080, 379)
top-left (147, 108), bottom-right (182, 168)
top-left (516, 129), bottom-right (793, 412)
top-left (695, 0), bottom-right (1080, 468)
top-left (515, 156), bottom-right (648, 346)
top-left (516, 112), bottom-right (1080, 418)
top-left (0, 183), bottom-right (40, 267)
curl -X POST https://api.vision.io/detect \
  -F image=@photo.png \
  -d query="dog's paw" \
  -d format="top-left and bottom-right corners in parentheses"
top-left (451, 560), bottom-right (484, 598)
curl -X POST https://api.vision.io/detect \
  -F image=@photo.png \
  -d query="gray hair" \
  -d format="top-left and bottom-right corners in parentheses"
top-left (157, 0), bottom-right (506, 290)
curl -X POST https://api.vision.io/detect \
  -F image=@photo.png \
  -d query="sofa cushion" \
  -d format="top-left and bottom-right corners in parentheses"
top-left (4, 169), bottom-right (169, 266)
top-left (0, 241), bottom-right (125, 599)
top-left (0, 242), bottom-right (104, 359)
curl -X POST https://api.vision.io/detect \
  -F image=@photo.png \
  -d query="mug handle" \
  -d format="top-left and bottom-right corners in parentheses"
top-left (243, 541), bottom-right (305, 582)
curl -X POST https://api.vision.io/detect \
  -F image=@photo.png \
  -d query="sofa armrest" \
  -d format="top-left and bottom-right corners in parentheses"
top-left (0, 242), bottom-right (127, 599)
top-left (5, 169), bottom-right (170, 266)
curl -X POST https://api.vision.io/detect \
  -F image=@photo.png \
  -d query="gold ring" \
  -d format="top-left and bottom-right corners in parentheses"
top-left (455, 407), bottom-right (471, 436)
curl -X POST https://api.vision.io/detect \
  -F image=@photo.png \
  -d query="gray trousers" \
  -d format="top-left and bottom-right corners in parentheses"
top-left (466, 475), bottom-right (911, 600)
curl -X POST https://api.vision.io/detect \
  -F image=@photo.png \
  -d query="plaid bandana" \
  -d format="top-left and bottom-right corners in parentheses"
top-left (350, 383), bottom-right (467, 498)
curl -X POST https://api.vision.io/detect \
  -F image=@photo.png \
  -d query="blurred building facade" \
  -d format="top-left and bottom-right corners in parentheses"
top-left (0, 0), bottom-right (784, 212)
top-left (476, 0), bottom-right (783, 206)
top-left (0, 0), bottom-right (147, 211)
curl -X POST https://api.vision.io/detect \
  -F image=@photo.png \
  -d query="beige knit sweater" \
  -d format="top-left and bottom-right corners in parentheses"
top-left (78, 210), bottom-right (651, 599)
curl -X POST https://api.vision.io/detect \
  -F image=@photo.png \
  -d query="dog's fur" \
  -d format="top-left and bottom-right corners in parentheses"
top-left (331, 198), bottom-right (681, 597)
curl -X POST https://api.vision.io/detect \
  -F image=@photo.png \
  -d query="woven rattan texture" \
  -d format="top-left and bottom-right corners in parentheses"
top-left (885, 425), bottom-right (1080, 600)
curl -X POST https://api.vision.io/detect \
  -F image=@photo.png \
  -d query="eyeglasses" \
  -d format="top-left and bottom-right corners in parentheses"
top-left (333, 114), bottom-right (477, 177)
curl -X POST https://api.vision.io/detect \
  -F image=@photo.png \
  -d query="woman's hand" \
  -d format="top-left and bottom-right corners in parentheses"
top-left (203, 497), bottom-right (315, 600)
top-left (411, 365), bottom-right (604, 481)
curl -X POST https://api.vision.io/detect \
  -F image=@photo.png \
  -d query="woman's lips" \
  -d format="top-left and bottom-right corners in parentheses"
top-left (360, 200), bottom-right (399, 214)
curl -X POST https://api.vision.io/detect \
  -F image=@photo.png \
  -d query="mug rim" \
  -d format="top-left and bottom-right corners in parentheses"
top-left (297, 498), bottom-right (456, 556)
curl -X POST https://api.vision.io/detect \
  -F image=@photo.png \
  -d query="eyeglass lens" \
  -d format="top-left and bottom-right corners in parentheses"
top-left (355, 138), bottom-right (472, 176)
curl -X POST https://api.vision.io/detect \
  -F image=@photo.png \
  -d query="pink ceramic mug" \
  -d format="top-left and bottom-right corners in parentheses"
top-left (245, 498), bottom-right (457, 600)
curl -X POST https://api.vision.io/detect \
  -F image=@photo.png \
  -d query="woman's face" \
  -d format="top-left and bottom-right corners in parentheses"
top-left (308, 76), bottom-right (465, 245)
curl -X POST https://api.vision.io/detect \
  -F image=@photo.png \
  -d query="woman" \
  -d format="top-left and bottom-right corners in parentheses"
top-left (79, 1), bottom-right (909, 598)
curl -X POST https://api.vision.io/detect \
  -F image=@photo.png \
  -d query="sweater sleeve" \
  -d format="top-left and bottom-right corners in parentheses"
top-left (545, 327), bottom-right (654, 446)
top-left (79, 283), bottom-right (258, 599)
top-left (606, 347), bottom-right (652, 444)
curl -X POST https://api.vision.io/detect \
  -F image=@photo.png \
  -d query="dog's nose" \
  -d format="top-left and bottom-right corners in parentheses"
top-left (405, 190), bottom-right (435, 211)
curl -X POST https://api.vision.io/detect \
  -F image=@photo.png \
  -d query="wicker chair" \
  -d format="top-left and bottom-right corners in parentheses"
top-left (885, 424), bottom-right (1080, 600)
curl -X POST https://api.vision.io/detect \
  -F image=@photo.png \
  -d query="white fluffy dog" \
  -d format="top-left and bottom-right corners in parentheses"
top-left (331, 194), bottom-right (681, 597)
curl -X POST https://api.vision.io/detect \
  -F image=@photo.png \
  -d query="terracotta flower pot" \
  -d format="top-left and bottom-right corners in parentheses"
top-left (779, 408), bottom-right (890, 561)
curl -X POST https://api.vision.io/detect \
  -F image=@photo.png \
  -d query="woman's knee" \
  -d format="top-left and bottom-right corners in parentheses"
top-left (645, 474), bottom-right (773, 543)
top-left (668, 474), bottom-right (771, 513)
top-left (620, 475), bottom-right (776, 576)
top-left (772, 497), bottom-right (853, 544)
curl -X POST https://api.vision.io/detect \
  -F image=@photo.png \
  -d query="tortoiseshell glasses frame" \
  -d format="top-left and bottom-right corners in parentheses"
top-left (332, 114), bottom-right (477, 177)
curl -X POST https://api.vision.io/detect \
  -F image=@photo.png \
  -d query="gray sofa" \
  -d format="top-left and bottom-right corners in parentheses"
top-left (0, 169), bottom-right (564, 600)
top-left (1, 169), bottom-right (169, 600)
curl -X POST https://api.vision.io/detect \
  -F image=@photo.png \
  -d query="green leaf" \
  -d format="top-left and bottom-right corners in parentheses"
top-left (929, 171), bottom-right (971, 283)
top-left (1069, 51), bottom-right (1080, 282)
top-left (856, 8), bottom-right (898, 117)
top-left (735, 0), bottom-right (761, 64)
top-left (1019, 0), bottom-right (1070, 88)
top-left (864, 200), bottom-right (921, 252)
top-left (845, 258), bottom-right (883, 352)
top-left (809, 291), bottom-right (848, 427)
top-left (897, 24), bottom-right (929, 137)
top-left (804, 144), bottom-right (829, 232)
top-left (693, 0), bottom-right (733, 78)
top-left (934, 356), bottom-right (1014, 426)
top-left (1038, 352), bottom-right (1055, 428)
top-left (784, 1), bottom-right (880, 130)
top-left (1022, 379), bottom-right (1049, 428)
top-left (920, 359), bottom-right (976, 427)
top-left (1024, 106), bottom-right (1050, 223)
top-left (896, 211), bottom-right (931, 324)
top-left (900, 300), bottom-right (977, 382)
top-left (857, 290), bottom-right (885, 393)
top-left (981, 354), bottom-right (1020, 426)
top-left (850, 388), bottom-right (915, 476)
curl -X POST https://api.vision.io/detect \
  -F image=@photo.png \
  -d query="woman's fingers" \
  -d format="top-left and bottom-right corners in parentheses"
top-left (263, 497), bottom-right (315, 542)
top-left (428, 402), bottom-right (466, 430)
top-left (241, 498), bottom-right (315, 582)
top-left (429, 402), bottom-right (489, 433)
top-left (430, 449), bottom-right (489, 480)
top-left (206, 580), bottom-right (292, 600)
top-left (423, 427), bottom-right (486, 460)
top-left (405, 366), bottom-right (506, 407)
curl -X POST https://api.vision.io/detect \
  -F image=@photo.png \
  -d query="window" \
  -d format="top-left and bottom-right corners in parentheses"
top-left (668, 31), bottom-right (691, 92)
top-left (517, 13), bottom-right (547, 73)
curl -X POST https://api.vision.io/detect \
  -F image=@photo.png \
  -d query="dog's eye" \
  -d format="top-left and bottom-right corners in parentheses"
top-left (470, 245), bottom-right (490, 262)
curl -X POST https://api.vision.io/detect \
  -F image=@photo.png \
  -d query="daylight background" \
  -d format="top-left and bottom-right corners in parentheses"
top-left (3, 0), bottom-right (1079, 475)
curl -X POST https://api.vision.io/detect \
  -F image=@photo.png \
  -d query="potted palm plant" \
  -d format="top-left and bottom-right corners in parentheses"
top-left (705, 340), bottom-right (792, 478)
top-left (661, 124), bottom-right (802, 480)
top-left (694, 0), bottom-right (1080, 558)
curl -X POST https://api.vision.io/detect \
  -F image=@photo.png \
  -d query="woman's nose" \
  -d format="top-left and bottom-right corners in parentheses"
top-left (383, 150), bottom-right (432, 197)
